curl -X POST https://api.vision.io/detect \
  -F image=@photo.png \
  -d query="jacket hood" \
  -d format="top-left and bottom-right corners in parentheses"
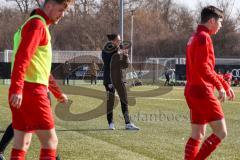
top-left (102, 41), bottom-right (118, 54)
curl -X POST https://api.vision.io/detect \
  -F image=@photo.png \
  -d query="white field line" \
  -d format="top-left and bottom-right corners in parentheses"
top-left (173, 87), bottom-right (240, 93)
top-left (136, 97), bottom-right (240, 104)
top-left (137, 97), bottom-right (184, 101)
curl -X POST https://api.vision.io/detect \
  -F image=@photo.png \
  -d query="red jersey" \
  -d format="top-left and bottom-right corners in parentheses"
top-left (48, 74), bottom-right (63, 98)
top-left (223, 73), bottom-right (232, 85)
top-left (9, 8), bottom-right (62, 98)
top-left (10, 8), bottom-right (52, 94)
top-left (9, 9), bottom-right (62, 132)
top-left (185, 25), bottom-right (229, 96)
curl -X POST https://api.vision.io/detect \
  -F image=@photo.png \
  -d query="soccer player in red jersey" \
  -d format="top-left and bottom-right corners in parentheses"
top-left (0, 74), bottom-right (67, 160)
top-left (223, 70), bottom-right (233, 85)
top-left (8, 0), bottom-right (73, 159)
top-left (184, 6), bottom-right (235, 160)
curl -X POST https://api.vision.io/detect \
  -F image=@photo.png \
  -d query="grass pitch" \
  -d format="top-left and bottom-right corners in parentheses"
top-left (0, 84), bottom-right (239, 160)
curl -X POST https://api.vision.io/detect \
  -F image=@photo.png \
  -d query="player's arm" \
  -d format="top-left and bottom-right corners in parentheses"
top-left (119, 50), bottom-right (129, 69)
top-left (195, 35), bottom-right (223, 89)
top-left (216, 74), bottom-right (235, 100)
top-left (9, 19), bottom-right (45, 108)
top-left (195, 35), bottom-right (226, 102)
top-left (216, 73), bottom-right (230, 90)
top-left (48, 74), bottom-right (68, 103)
top-left (102, 50), bottom-right (113, 84)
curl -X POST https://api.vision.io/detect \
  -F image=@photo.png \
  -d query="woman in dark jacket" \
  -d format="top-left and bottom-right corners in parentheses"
top-left (102, 33), bottom-right (139, 130)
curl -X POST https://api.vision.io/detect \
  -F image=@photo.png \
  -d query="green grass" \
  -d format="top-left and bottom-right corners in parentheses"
top-left (0, 84), bottom-right (240, 159)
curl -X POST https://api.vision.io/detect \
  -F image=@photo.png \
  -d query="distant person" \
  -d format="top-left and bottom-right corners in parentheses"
top-left (184, 6), bottom-right (235, 160)
top-left (223, 70), bottom-right (232, 85)
top-left (233, 77), bottom-right (239, 86)
top-left (164, 68), bottom-right (170, 86)
top-left (63, 60), bottom-right (71, 85)
top-left (102, 33), bottom-right (139, 130)
top-left (169, 68), bottom-right (175, 83)
top-left (89, 60), bottom-right (99, 85)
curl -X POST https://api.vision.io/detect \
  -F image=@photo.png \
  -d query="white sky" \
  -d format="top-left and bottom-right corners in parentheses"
top-left (175, 0), bottom-right (240, 17)
top-left (1, 0), bottom-right (240, 17)
top-left (0, 0), bottom-right (15, 7)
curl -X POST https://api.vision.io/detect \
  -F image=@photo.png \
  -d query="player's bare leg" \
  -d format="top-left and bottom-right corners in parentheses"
top-left (184, 124), bottom-right (206, 160)
top-left (10, 129), bottom-right (32, 159)
top-left (36, 128), bottom-right (58, 160)
top-left (195, 119), bottom-right (227, 160)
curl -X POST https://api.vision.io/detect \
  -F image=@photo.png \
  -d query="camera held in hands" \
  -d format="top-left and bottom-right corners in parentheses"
top-left (120, 41), bottom-right (132, 50)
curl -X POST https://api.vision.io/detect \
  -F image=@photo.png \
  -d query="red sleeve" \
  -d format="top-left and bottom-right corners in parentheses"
top-left (217, 75), bottom-right (230, 91)
top-left (195, 34), bottom-right (223, 90)
top-left (48, 74), bottom-right (63, 99)
top-left (10, 19), bottom-right (47, 94)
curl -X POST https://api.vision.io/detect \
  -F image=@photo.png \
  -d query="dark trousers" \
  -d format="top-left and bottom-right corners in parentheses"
top-left (164, 75), bottom-right (170, 86)
top-left (63, 75), bottom-right (69, 85)
top-left (90, 75), bottom-right (97, 84)
top-left (104, 83), bottom-right (130, 124)
top-left (0, 123), bottom-right (13, 153)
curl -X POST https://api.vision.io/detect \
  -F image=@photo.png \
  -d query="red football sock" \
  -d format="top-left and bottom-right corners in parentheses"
top-left (40, 148), bottom-right (56, 160)
top-left (184, 137), bottom-right (200, 160)
top-left (195, 134), bottom-right (221, 160)
top-left (10, 149), bottom-right (26, 160)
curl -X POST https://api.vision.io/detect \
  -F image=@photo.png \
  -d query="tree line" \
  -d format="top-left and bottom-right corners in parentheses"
top-left (0, 0), bottom-right (240, 60)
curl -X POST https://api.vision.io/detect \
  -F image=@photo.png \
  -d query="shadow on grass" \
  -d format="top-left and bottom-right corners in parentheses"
top-left (55, 85), bottom-right (173, 122)
top-left (55, 128), bottom-right (136, 132)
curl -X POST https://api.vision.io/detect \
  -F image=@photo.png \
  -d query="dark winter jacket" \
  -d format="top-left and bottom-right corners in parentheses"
top-left (102, 41), bottom-right (129, 85)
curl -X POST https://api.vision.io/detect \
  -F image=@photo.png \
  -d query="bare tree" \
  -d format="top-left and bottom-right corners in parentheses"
top-left (1, 0), bottom-right (240, 59)
top-left (8, 0), bottom-right (37, 15)
top-left (0, 8), bottom-right (22, 50)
